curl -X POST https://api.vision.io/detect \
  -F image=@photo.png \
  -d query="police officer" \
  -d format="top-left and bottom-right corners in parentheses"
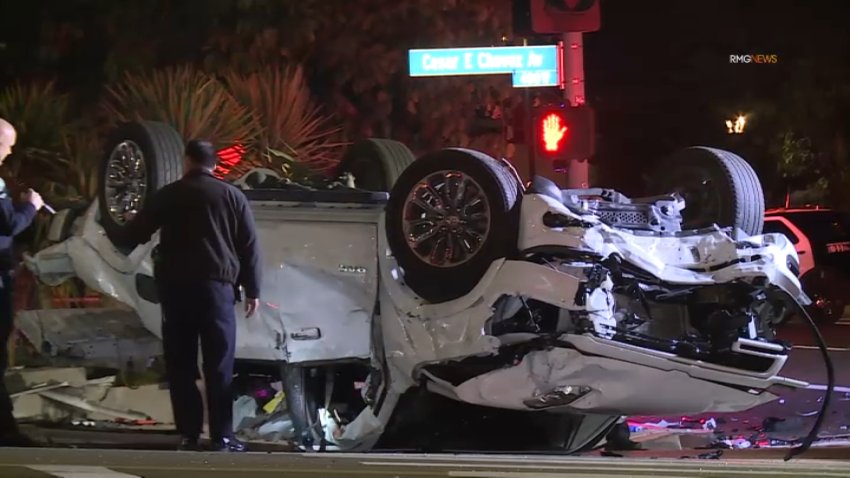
top-left (0, 118), bottom-right (44, 447)
top-left (121, 139), bottom-right (261, 452)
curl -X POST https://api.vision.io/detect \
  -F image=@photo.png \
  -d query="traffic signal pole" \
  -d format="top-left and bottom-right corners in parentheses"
top-left (523, 37), bottom-right (537, 181)
top-left (563, 31), bottom-right (589, 189)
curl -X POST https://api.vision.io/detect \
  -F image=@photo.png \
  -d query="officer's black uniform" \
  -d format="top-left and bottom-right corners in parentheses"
top-left (0, 178), bottom-right (38, 445)
top-left (121, 147), bottom-right (261, 452)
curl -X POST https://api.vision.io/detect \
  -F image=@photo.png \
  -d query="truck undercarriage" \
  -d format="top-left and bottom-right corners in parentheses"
top-left (23, 121), bottom-right (834, 458)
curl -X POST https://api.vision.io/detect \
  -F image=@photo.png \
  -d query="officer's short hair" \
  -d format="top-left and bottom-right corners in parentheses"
top-left (185, 139), bottom-right (218, 167)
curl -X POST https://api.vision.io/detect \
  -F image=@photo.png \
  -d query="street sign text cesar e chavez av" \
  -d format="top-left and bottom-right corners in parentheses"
top-left (409, 45), bottom-right (563, 88)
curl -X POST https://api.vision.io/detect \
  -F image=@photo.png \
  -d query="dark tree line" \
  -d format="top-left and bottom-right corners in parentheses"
top-left (1, 0), bottom-right (849, 208)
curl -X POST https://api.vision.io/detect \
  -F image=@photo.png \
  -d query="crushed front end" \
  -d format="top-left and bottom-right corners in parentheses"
top-left (389, 181), bottom-right (812, 422)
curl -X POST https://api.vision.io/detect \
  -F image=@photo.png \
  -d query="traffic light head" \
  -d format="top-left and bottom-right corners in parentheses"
top-left (514, 0), bottom-right (601, 35)
top-left (533, 104), bottom-right (595, 162)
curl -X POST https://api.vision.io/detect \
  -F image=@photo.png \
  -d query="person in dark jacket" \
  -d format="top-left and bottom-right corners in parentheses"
top-left (120, 139), bottom-right (261, 452)
top-left (0, 118), bottom-right (44, 447)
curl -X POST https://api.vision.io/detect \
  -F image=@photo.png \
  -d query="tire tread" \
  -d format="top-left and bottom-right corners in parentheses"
top-left (98, 121), bottom-right (184, 246)
top-left (338, 138), bottom-right (416, 191)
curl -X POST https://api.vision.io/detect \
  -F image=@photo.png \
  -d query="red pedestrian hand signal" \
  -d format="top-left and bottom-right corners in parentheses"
top-left (541, 112), bottom-right (568, 152)
top-left (532, 104), bottom-right (595, 161)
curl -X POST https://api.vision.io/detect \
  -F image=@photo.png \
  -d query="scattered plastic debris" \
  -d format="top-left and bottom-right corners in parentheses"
top-left (230, 388), bottom-right (295, 443)
top-left (256, 415), bottom-right (295, 441)
top-left (262, 392), bottom-right (285, 414)
top-left (697, 450), bottom-right (724, 459)
top-left (682, 450), bottom-right (724, 460)
top-left (233, 395), bottom-right (258, 432)
top-left (725, 438), bottom-right (752, 449)
top-left (628, 416), bottom-right (722, 432)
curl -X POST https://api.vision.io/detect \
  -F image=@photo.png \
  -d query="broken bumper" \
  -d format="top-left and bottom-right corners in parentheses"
top-left (424, 338), bottom-right (806, 417)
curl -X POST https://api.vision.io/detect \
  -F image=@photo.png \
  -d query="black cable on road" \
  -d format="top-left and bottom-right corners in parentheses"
top-left (785, 306), bottom-right (835, 461)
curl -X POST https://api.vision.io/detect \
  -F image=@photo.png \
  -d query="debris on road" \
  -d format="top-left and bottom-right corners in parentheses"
top-left (7, 367), bottom-right (165, 426)
top-left (14, 308), bottom-right (162, 372)
top-left (233, 395), bottom-right (258, 432)
top-left (10, 381), bottom-right (70, 398)
top-left (626, 412), bottom-right (850, 453)
top-left (5, 358), bottom-right (296, 447)
top-left (38, 389), bottom-right (151, 421)
top-left (231, 383), bottom-right (295, 443)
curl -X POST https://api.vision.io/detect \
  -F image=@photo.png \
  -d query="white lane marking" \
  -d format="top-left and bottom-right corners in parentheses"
top-left (361, 461), bottom-right (850, 476)
top-left (27, 465), bottom-right (140, 478)
top-left (361, 462), bottom-right (566, 470)
top-left (806, 384), bottom-right (850, 393)
top-left (793, 345), bottom-right (850, 352)
top-left (449, 473), bottom-right (578, 478)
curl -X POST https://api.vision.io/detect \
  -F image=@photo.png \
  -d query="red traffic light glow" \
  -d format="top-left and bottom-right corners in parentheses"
top-left (540, 112), bottom-right (568, 153)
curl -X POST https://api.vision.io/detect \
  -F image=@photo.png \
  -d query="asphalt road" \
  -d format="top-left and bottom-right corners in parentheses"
top-left (2, 449), bottom-right (850, 478)
top-left (631, 319), bottom-right (850, 441)
top-left (2, 312), bottom-right (847, 478)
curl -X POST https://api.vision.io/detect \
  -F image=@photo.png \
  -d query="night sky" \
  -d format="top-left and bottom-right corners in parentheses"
top-left (1, 0), bottom-right (849, 203)
top-left (584, 0), bottom-right (850, 196)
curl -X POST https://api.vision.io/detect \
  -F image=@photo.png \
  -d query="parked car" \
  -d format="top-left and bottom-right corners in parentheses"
top-left (26, 122), bottom-right (824, 454)
top-left (763, 207), bottom-right (850, 324)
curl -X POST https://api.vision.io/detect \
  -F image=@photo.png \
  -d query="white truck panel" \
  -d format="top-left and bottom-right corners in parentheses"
top-left (256, 217), bottom-right (379, 363)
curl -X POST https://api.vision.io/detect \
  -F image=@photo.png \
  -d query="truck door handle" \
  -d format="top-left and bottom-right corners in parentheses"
top-left (291, 328), bottom-right (322, 341)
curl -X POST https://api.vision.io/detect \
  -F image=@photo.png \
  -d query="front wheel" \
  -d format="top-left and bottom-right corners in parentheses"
top-left (384, 148), bottom-right (521, 303)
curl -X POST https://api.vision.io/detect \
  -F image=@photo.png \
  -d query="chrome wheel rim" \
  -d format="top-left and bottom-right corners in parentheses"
top-left (401, 170), bottom-right (491, 268)
top-left (104, 140), bottom-right (147, 225)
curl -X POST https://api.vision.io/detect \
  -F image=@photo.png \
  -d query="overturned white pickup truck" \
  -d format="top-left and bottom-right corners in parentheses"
top-left (28, 121), bottom-right (829, 454)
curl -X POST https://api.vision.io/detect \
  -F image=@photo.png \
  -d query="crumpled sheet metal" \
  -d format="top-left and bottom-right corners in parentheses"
top-left (518, 194), bottom-right (808, 303)
top-left (446, 348), bottom-right (777, 416)
top-left (15, 308), bottom-right (162, 370)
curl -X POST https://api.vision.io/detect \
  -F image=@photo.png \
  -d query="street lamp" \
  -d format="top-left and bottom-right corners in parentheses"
top-left (726, 114), bottom-right (747, 134)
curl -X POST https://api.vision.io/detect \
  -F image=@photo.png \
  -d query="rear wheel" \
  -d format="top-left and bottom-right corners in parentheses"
top-left (97, 121), bottom-right (184, 247)
top-left (385, 148), bottom-right (521, 303)
top-left (336, 139), bottom-right (416, 191)
top-left (280, 363), bottom-right (323, 450)
top-left (649, 147), bottom-right (765, 236)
